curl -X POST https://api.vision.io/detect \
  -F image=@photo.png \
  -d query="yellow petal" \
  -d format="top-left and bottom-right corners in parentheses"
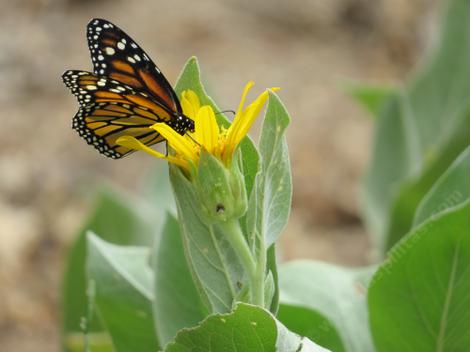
top-left (224, 82), bottom-right (254, 156)
top-left (224, 84), bottom-right (275, 162)
top-left (180, 90), bottom-right (200, 121)
top-left (195, 106), bottom-right (219, 153)
top-left (151, 123), bottom-right (198, 162)
top-left (116, 136), bottom-right (188, 169)
top-left (236, 81), bottom-right (255, 118)
top-left (231, 90), bottom-right (270, 147)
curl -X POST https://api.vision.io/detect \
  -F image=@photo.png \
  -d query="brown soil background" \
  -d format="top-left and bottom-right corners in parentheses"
top-left (0, 0), bottom-right (440, 350)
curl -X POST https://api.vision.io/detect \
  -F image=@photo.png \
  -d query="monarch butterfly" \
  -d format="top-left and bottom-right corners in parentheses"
top-left (62, 18), bottom-right (194, 159)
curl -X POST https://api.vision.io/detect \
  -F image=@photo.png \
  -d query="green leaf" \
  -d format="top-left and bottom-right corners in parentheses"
top-left (267, 244), bottom-right (280, 314)
top-left (279, 261), bottom-right (375, 352)
top-left (380, 105), bottom-right (470, 254)
top-left (414, 146), bottom-right (470, 226)
top-left (87, 233), bottom-right (158, 352)
top-left (64, 332), bottom-right (113, 352)
top-left (139, 163), bottom-right (176, 219)
top-left (247, 91), bottom-right (292, 247)
top-left (346, 83), bottom-right (394, 118)
top-left (153, 212), bottom-right (207, 346)
top-left (62, 189), bottom-right (155, 349)
top-left (174, 56), bottom-right (259, 199)
top-left (369, 201), bottom-right (470, 351)
top-left (277, 305), bottom-right (345, 352)
top-left (362, 0), bottom-right (470, 254)
top-left (164, 303), bottom-right (331, 352)
top-left (169, 165), bottom-right (244, 313)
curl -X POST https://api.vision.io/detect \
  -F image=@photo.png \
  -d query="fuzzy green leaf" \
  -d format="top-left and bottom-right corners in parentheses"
top-left (267, 244), bottom-right (280, 314)
top-left (62, 189), bottom-right (155, 350)
top-left (346, 83), bottom-right (394, 118)
top-left (277, 305), bottom-right (345, 352)
top-left (153, 212), bottom-right (207, 346)
top-left (369, 201), bottom-right (470, 351)
top-left (279, 261), bottom-right (375, 352)
top-left (414, 146), bottom-right (470, 226)
top-left (247, 91), bottom-right (292, 248)
top-left (87, 233), bottom-right (158, 352)
top-left (64, 332), bottom-right (113, 352)
top-left (164, 303), bottom-right (331, 352)
top-left (169, 166), bottom-right (244, 313)
top-left (139, 163), bottom-right (176, 218)
top-left (361, 0), bottom-right (470, 255)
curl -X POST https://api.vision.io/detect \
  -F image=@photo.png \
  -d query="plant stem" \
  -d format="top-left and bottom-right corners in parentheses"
top-left (219, 219), bottom-right (264, 306)
top-left (253, 230), bottom-right (266, 307)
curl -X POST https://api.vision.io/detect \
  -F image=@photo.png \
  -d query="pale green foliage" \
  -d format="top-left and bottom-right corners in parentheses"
top-left (279, 261), bottom-right (375, 352)
top-left (369, 201), bottom-right (470, 351)
top-left (359, 0), bottom-right (470, 254)
top-left (246, 91), bottom-right (292, 248)
top-left (61, 2), bottom-right (470, 349)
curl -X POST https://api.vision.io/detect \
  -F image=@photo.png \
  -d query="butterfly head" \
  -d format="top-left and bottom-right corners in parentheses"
top-left (169, 113), bottom-right (195, 135)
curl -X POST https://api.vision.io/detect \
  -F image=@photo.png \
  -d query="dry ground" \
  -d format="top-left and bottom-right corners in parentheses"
top-left (0, 0), bottom-right (439, 350)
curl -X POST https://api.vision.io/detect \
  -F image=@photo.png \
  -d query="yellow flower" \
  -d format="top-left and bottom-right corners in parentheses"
top-left (116, 82), bottom-right (278, 171)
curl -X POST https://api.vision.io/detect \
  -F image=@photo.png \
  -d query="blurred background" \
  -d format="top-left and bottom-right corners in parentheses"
top-left (0, 0), bottom-right (440, 350)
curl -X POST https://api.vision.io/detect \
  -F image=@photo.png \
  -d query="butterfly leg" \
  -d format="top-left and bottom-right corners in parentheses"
top-left (186, 133), bottom-right (201, 147)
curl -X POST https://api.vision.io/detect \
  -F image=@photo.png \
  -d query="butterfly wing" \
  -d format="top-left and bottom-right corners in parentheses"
top-left (86, 18), bottom-right (182, 114)
top-left (62, 70), bottom-right (173, 158)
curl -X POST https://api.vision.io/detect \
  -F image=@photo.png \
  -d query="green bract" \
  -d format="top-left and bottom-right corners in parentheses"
top-left (194, 151), bottom-right (247, 223)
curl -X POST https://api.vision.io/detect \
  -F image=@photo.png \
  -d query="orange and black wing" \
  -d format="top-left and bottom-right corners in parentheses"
top-left (62, 70), bottom-right (174, 158)
top-left (86, 18), bottom-right (182, 114)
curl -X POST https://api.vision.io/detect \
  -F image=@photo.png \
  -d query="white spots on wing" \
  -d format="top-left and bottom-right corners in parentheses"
top-left (121, 38), bottom-right (127, 44)
top-left (116, 86), bottom-right (126, 92)
top-left (97, 81), bottom-right (105, 87)
top-left (143, 53), bottom-right (149, 61)
top-left (131, 43), bottom-right (138, 49)
top-left (98, 55), bottom-right (104, 61)
top-left (155, 66), bottom-right (161, 73)
top-left (101, 63), bottom-right (107, 68)
top-left (99, 69), bottom-right (105, 74)
top-left (95, 26), bottom-right (102, 32)
top-left (103, 23), bottom-right (110, 29)
top-left (86, 85), bottom-right (97, 90)
top-left (133, 54), bottom-right (141, 61)
top-left (93, 35), bottom-right (98, 40)
top-left (127, 56), bottom-right (136, 63)
top-left (110, 88), bottom-right (121, 93)
top-left (117, 42), bottom-right (125, 50)
top-left (105, 47), bottom-right (115, 55)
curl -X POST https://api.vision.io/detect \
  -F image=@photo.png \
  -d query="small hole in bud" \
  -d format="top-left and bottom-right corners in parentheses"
top-left (216, 203), bottom-right (225, 213)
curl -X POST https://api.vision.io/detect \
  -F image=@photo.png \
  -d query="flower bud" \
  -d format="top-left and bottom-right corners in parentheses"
top-left (194, 150), bottom-right (247, 224)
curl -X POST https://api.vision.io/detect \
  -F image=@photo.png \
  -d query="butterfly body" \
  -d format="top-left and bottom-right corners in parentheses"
top-left (62, 18), bottom-right (193, 158)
